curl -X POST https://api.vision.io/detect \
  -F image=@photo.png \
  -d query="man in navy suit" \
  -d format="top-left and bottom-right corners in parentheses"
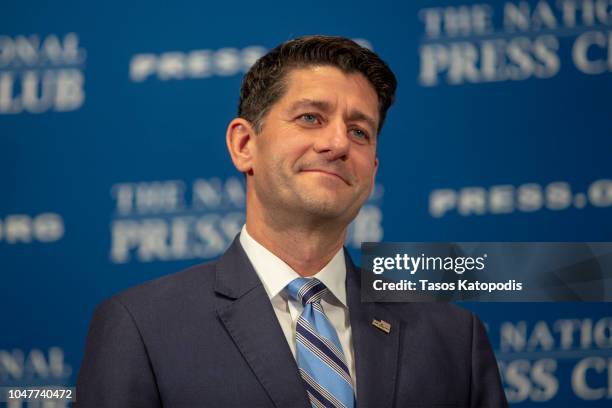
top-left (76, 36), bottom-right (508, 407)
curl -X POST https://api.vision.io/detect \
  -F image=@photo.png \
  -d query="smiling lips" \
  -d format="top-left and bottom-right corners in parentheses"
top-left (300, 168), bottom-right (351, 185)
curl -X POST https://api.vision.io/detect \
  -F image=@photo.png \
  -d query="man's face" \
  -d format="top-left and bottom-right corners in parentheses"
top-left (248, 65), bottom-right (380, 225)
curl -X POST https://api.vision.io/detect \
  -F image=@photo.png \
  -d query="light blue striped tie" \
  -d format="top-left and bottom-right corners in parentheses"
top-left (287, 277), bottom-right (355, 408)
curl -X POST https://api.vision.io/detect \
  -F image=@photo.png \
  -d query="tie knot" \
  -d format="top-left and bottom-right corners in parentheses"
top-left (286, 277), bottom-right (328, 306)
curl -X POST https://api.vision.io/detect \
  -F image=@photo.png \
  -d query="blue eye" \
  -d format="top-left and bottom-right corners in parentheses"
top-left (301, 114), bottom-right (318, 123)
top-left (351, 128), bottom-right (368, 139)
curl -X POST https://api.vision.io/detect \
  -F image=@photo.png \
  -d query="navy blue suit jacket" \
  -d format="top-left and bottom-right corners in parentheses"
top-left (76, 236), bottom-right (507, 407)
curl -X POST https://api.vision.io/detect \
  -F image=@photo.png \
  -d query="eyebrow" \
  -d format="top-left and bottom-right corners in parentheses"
top-left (287, 98), bottom-right (378, 134)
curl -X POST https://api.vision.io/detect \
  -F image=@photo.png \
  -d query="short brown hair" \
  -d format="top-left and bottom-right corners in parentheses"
top-left (238, 35), bottom-right (397, 135)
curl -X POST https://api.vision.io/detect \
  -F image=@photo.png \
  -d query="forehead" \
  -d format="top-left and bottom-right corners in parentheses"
top-left (278, 66), bottom-right (379, 121)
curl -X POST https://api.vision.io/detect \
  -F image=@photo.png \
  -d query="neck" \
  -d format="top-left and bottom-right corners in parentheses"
top-left (245, 212), bottom-right (347, 277)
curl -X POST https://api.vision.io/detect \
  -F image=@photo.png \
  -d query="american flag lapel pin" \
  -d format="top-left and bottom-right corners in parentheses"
top-left (372, 319), bottom-right (391, 334)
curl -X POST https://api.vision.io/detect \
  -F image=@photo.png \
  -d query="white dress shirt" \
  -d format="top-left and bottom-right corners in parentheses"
top-left (239, 225), bottom-right (357, 391)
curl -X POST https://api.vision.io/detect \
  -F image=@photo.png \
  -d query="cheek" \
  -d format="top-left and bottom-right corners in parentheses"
top-left (262, 128), bottom-right (309, 163)
top-left (280, 144), bottom-right (313, 170)
top-left (354, 154), bottom-right (377, 178)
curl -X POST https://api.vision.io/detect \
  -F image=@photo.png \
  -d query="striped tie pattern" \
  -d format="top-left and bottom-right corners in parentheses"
top-left (286, 277), bottom-right (355, 408)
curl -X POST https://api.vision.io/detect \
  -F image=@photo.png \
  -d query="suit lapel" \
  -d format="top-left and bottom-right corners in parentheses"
top-left (214, 237), bottom-right (310, 408)
top-left (346, 252), bottom-right (401, 408)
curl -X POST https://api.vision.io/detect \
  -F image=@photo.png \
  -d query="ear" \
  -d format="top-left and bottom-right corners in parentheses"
top-left (226, 118), bottom-right (256, 175)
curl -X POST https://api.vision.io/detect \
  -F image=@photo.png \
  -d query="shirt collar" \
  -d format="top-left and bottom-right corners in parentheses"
top-left (239, 225), bottom-right (347, 307)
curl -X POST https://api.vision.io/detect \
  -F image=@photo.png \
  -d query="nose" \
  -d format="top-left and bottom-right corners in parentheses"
top-left (312, 118), bottom-right (350, 161)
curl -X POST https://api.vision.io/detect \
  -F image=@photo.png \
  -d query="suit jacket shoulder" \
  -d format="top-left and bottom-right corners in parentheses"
top-left (76, 238), bottom-right (310, 408)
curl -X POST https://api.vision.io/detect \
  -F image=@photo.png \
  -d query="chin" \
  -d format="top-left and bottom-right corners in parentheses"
top-left (298, 197), bottom-right (354, 220)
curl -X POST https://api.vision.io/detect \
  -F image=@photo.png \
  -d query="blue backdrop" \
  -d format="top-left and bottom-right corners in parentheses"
top-left (2, 0), bottom-right (611, 406)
